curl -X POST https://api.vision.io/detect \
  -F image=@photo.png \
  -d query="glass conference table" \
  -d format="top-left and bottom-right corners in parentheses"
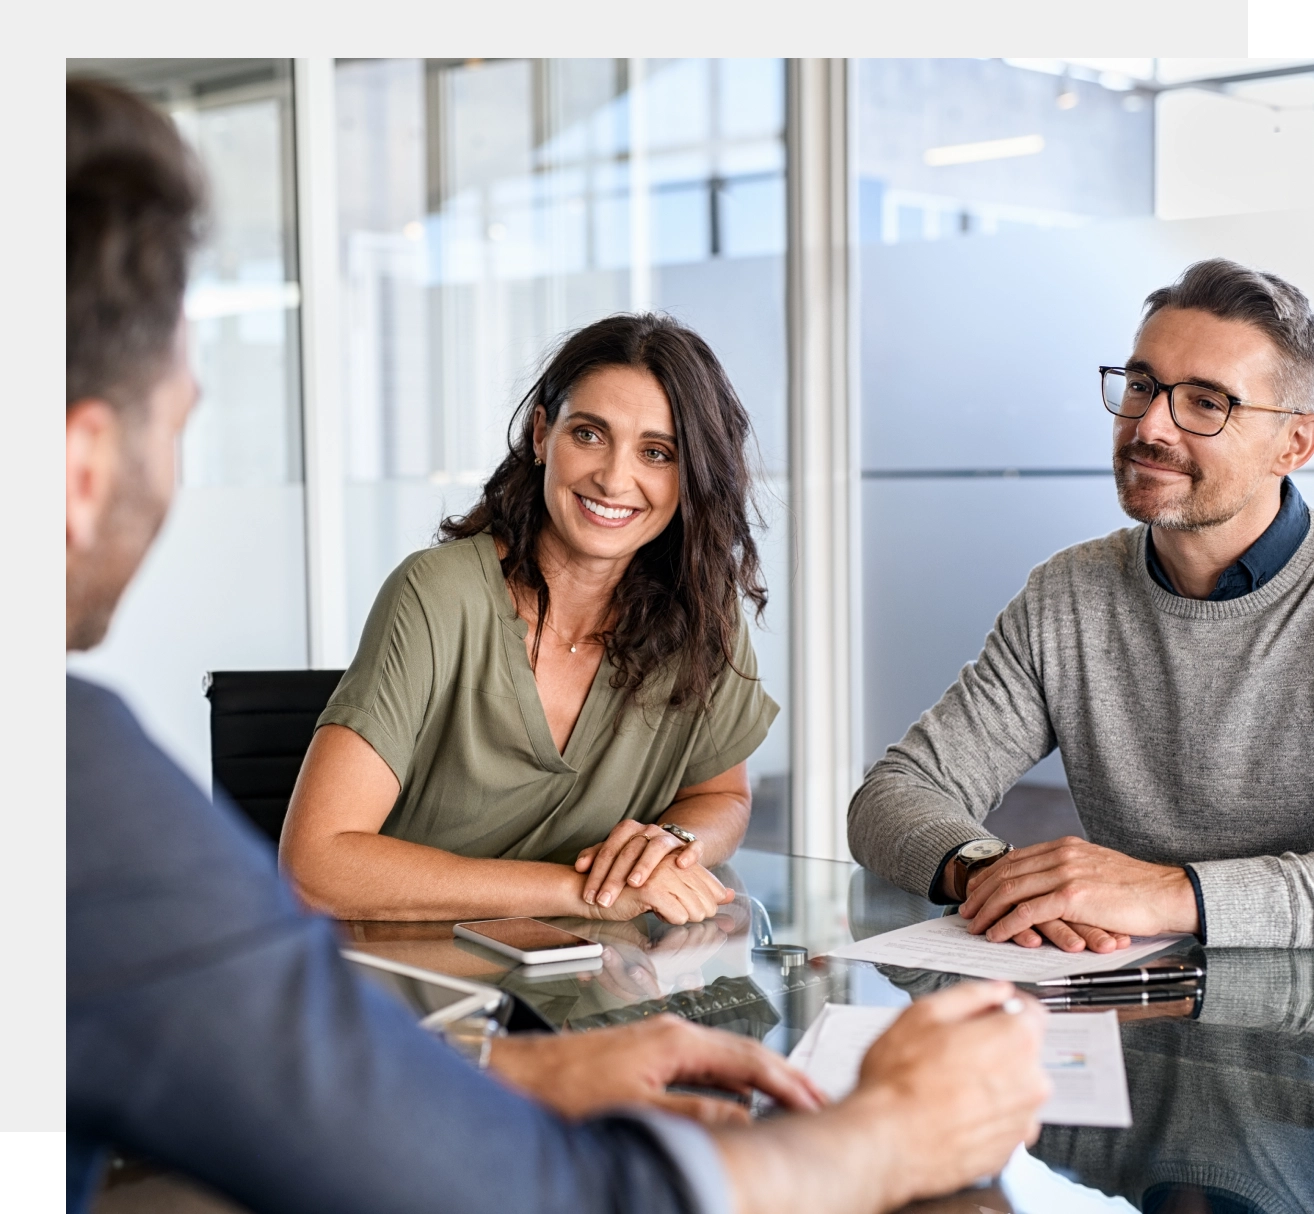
top-left (341, 849), bottom-right (1314, 1214)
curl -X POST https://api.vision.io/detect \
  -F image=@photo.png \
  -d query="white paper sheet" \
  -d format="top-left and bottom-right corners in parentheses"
top-left (828, 912), bottom-right (1188, 982)
top-left (1001, 1143), bottom-right (1138, 1212)
top-left (785, 1008), bottom-right (826, 1074)
top-left (790, 1003), bottom-right (1132, 1127)
top-left (787, 1004), bottom-right (903, 1100)
top-left (1037, 1010), bottom-right (1131, 1128)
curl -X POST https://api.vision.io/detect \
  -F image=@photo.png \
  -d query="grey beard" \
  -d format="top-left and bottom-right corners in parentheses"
top-left (1113, 460), bottom-right (1256, 533)
top-left (1115, 477), bottom-right (1215, 531)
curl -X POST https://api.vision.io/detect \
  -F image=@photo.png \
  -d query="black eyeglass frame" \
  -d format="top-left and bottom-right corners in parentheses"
top-left (1099, 365), bottom-right (1304, 437)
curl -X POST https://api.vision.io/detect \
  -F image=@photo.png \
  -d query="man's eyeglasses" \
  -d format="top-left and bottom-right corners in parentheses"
top-left (1100, 366), bottom-right (1303, 437)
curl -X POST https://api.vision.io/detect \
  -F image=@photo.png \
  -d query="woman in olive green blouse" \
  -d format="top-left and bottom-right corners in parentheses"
top-left (280, 314), bottom-right (778, 923)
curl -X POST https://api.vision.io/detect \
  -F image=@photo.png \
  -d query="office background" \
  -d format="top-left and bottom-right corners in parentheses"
top-left (65, 57), bottom-right (1314, 860)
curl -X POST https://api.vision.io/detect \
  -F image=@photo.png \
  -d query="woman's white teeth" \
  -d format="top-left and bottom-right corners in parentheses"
top-left (580, 496), bottom-right (636, 520)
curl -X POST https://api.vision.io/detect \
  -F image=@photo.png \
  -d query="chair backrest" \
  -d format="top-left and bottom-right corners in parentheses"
top-left (204, 670), bottom-right (345, 844)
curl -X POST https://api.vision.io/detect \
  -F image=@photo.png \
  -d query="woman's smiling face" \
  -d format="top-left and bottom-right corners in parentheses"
top-left (533, 365), bottom-right (681, 566)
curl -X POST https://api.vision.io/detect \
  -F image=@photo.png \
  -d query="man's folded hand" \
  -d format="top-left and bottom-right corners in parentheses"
top-left (959, 836), bottom-right (1200, 948)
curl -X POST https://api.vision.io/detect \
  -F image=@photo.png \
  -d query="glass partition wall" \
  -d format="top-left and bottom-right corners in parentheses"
top-left (65, 59), bottom-right (309, 789)
top-left (65, 57), bottom-right (1312, 851)
top-left (334, 58), bottom-right (793, 848)
top-left (856, 58), bottom-right (1314, 842)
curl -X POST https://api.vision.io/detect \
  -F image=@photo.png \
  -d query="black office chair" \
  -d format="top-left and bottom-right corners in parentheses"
top-left (204, 669), bottom-right (345, 845)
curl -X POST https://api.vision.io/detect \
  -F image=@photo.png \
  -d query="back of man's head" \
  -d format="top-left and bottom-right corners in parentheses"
top-left (1141, 258), bottom-right (1314, 412)
top-left (67, 78), bottom-right (208, 652)
top-left (67, 77), bottom-right (205, 412)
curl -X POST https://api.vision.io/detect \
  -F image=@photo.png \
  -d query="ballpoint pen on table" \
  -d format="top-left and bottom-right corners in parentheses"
top-left (1032, 964), bottom-right (1204, 989)
top-left (1038, 986), bottom-right (1202, 1009)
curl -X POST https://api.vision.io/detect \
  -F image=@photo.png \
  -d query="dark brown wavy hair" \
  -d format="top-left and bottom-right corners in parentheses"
top-left (441, 313), bottom-right (767, 710)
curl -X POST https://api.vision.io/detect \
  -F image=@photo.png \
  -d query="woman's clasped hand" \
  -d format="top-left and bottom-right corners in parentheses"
top-left (577, 819), bottom-right (705, 901)
top-left (577, 822), bottom-right (734, 924)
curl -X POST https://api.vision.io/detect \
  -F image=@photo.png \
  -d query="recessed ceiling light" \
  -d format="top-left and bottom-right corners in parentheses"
top-left (923, 134), bottom-right (1045, 167)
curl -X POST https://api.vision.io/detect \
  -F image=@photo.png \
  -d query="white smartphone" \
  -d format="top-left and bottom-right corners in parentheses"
top-left (341, 950), bottom-right (507, 1030)
top-left (454, 917), bottom-right (605, 965)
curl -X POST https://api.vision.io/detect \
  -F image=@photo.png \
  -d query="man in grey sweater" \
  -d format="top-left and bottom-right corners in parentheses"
top-left (848, 259), bottom-right (1314, 952)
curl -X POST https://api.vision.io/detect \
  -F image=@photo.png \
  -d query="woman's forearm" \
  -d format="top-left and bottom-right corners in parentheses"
top-left (285, 831), bottom-right (591, 921)
top-left (283, 725), bottom-right (598, 921)
top-left (658, 791), bottom-right (750, 867)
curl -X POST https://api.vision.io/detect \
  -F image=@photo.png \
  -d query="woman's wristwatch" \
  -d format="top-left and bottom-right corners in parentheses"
top-left (661, 823), bottom-right (698, 845)
top-left (945, 838), bottom-right (1013, 903)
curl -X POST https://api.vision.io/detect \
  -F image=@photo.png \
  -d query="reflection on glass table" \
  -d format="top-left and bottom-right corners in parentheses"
top-left (340, 848), bottom-right (1314, 1214)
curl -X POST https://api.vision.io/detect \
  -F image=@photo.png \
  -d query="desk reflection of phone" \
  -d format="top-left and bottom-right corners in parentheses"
top-left (454, 918), bottom-right (605, 965)
top-left (513, 955), bottom-right (605, 980)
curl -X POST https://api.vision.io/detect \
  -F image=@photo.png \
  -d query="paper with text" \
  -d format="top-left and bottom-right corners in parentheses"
top-left (787, 1004), bottom-right (902, 1100)
top-left (789, 1003), bottom-right (1132, 1127)
top-left (828, 913), bottom-right (1188, 981)
top-left (1038, 1010), bottom-right (1131, 1127)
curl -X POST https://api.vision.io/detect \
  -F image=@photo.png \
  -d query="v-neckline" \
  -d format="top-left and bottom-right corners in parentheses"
top-left (475, 532), bottom-right (615, 772)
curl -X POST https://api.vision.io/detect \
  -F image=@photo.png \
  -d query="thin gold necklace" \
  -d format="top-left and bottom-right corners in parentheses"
top-left (540, 616), bottom-right (602, 654)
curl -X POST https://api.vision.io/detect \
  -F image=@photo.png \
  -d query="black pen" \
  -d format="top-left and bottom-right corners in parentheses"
top-left (1033, 964), bottom-right (1203, 989)
top-left (1039, 986), bottom-right (1202, 1009)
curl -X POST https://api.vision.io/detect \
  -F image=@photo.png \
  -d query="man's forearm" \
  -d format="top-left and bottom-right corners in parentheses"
top-left (1191, 852), bottom-right (1314, 948)
top-left (847, 589), bottom-right (1058, 897)
top-left (848, 765), bottom-right (994, 899)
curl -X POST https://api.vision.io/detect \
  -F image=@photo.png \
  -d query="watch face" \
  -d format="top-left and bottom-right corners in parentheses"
top-left (959, 839), bottom-right (1009, 862)
top-left (663, 824), bottom-right (697, 844)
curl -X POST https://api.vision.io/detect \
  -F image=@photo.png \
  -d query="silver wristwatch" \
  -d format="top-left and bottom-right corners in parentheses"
top-left (946, 838), bottom-right (1013, 903)
top-left (661, 823), bottom-right (698, 845)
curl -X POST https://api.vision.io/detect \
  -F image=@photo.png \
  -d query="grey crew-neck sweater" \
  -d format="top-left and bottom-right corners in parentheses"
top-left (848, 523), bottom-right (1314, 949)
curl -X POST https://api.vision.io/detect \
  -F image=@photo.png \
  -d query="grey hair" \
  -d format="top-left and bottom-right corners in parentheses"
top-left (1141, 258), bottom-right (1314, 412)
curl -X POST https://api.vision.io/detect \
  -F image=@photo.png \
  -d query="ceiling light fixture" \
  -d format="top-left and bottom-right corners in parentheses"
top-left (923, 134), bottom-right (1045, 167)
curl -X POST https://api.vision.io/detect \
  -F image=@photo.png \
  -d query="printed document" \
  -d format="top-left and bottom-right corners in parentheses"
top-left (1038, 1010), bottom-right (1131, 1127)
top-left (790, 1003), bottom-right (1132, 1127)
top-left (828, 913), bottom-right (1188, 982)
top-left (1000, 1143), bottom-right (1138, 1212)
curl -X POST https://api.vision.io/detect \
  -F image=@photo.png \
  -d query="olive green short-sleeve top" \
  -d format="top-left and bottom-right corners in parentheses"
top-left (318, 532), bottom-right (778, 865)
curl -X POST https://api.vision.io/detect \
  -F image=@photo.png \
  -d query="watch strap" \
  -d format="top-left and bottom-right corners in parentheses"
top-left (947, 841), bottom-right (1010, 903)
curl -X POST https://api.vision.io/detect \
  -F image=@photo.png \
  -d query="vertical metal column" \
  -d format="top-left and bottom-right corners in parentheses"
top-left (294, 58), bottom-right (350, 669)
top-left (628, 57), bottom-right (652, 312)
top-left (786, 59), bottom-right (863, 861)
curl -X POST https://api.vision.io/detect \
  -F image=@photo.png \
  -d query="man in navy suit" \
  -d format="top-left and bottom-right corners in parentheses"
top-left (66, 76), bottom-right (1049, 1214)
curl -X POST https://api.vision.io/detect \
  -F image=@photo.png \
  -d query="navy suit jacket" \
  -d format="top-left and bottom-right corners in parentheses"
top-left (67, 676), bottom-right (720, 1214)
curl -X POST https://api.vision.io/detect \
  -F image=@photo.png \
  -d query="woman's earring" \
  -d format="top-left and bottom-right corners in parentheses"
top-left (533, 456), bottom-right (543, 466)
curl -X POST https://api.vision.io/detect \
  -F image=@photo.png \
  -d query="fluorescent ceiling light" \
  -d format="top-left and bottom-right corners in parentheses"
top-left (1006, 57), bottom-right (1155, 82)
top-left (924, 134), bottom-right (1045, 167)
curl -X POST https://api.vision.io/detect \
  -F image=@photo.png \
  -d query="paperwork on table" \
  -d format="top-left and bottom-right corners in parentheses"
top-left (1000, 1143), bottom-right (1138, 1212)
top-left (789, 1003), bottom-right (1132, 1127)
top-left (828, 912), bottom-right (1189, 982)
